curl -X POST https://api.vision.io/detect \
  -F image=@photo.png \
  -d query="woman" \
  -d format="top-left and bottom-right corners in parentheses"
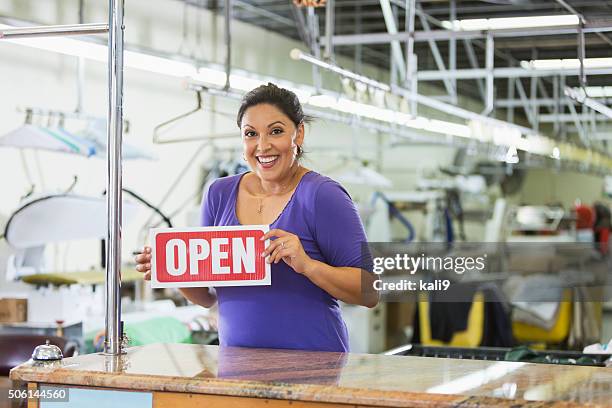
top-left (136, 83), bottom-right (377, 352)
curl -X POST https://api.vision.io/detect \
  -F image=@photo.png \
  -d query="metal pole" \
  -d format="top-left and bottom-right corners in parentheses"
top-left (506, 77), bottom-right (514, 123)
top-left (483, 33), bottom-right (494, 116)
top-left (0, 23), bottom-right (108, 39)
top-left (224, 0), bottom-right (232, 90)
top-left (354, 2), bottom-right (362, 74)
top-left (290, 49), bottom-right (390, 91)
top-left (416, 7), bottom-right (455, 97)
top-left (331, 21), bottom-right (612, 45)
top-left (449, 0), bottom-right (457, 104)
top-left (76, 0), bottom-right (86, 115)
top-left (578, 23), bottom-right (586, 88)
top-left (404, 0), bottom-right (415, 89)
top-left (324, 0), bottom-right (334, 60)
top-left (416, 66), bottom-right (612, 80)
top-left (410, 53), bottom-right (418, 115)
top-left (530, 48), bottom-right (538, 131)
top-left (104, 0), bottom-right (124, 356)
top-left (379, 0), bottom-right (406, 80)
top-left (307, 7), bottom-right (322, 92)
top-left (553, 75), bottom-right (560, 136)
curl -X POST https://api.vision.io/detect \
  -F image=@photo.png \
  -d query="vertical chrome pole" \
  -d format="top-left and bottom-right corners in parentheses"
top-left (483, 32), bottom-right (494, 116)
top-left (449, 0), bottom-right (456, 105)
top-left (324, 0), bottom-right (334, 60)
top-left (104, 0), bottom-right (124, 355)
top-left (224, 0), bottom-right (232, 90)
top-left (404, 0), bottom-right (415, 114)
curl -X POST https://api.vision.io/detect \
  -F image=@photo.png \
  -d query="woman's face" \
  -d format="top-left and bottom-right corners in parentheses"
top-left (240, 103), bottom-right (304, 183)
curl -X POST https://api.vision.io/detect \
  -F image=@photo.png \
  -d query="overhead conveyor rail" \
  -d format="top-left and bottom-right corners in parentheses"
top-left (0, 23), bottom-right (108, 39)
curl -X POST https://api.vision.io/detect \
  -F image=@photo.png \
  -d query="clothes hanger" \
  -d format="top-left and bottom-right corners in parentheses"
top-left (152, 90), bottom-right (237, 144)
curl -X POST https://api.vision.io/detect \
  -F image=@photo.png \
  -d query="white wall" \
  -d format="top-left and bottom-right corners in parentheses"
top-left (0, 0), bottom-right (608, 279)
top-left (0, 0), bottom-right (459, 276)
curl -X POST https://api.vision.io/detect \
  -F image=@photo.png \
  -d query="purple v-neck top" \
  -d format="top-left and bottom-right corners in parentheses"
top-left (200, 171), bottom-right (367, 352)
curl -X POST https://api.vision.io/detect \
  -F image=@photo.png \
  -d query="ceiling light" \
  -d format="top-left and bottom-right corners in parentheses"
top-left (571, 86), bottom-right (612, 98)
top-left (191, 67), bottom-right (227, 87)
top-left (443, 15), bottom-right (578, 31)
top-left (307, 94), bottom-right (338, 109)
top-left (228, 74), bottom-right (265, 92)
top-left (521, 57), bottom-right (612, 70)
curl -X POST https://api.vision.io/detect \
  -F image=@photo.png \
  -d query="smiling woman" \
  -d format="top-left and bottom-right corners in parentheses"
top-left (135, 83), bottom-right (378, 352)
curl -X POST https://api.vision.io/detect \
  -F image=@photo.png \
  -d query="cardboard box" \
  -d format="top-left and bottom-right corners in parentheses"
top-left (0, 298), bottom-right (27, 323)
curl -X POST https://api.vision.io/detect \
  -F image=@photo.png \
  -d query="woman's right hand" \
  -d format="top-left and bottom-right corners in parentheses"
top-left (134, 246), bottom-right (152, 280)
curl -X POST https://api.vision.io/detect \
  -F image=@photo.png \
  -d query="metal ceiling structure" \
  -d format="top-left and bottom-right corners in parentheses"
top-left (182, 0), bottom-right (612, 155)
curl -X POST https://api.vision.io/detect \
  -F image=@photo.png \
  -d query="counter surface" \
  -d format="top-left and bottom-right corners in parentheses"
top-left (10, 343), bottom-right (612, 407)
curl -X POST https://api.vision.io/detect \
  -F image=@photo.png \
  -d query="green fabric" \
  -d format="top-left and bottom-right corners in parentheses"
top-left (83, 317), bottom-right (192, 353)
top-left (124, 317), bottom-right (192, 346)
top-left (504, 345), bottom-right (599, 366)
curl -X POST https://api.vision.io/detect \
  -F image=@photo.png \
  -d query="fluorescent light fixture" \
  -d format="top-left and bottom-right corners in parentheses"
top-left (322, 97), bottom-right (472, 139)
top-left (229, 74), bottom-right (265, 92)
top-left (571, 86), bottom-right (612, 98)
top-left (442, 15), bottom-right (578, 31)
top-left (308, 94), bottom-right (338, 109)
top-left (125, 51), bottom-right (197, 78)
top-left (521, 57), bottom-right (612, 70)
top-left (191, 67), bottom-right (227, 86)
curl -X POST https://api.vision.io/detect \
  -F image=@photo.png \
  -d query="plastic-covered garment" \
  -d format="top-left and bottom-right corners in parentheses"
top-left (4, 194), bottom-right (138, 250)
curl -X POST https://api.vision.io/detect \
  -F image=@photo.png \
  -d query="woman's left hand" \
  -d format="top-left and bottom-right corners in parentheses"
top-left (261, 229), bottom-right (313, 274)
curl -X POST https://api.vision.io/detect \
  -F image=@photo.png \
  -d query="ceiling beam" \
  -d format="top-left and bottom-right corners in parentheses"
top-left (331, 21), bottom-right (612, 46)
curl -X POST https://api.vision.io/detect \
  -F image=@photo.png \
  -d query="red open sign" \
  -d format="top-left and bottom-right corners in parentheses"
top-left (150, 226), bottom-right (271, 288)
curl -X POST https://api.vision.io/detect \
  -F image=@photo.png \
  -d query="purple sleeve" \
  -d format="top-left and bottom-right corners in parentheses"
top-left (314, 181), bottom-right (368, 268)
top-left (199, 181), bottom-right (217, 227)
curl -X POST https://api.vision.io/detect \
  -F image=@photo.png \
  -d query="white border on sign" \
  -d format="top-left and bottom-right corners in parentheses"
top-left (149, 225), bottom-right (271, 288)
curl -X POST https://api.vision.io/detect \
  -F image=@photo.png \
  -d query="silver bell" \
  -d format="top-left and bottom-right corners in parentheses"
top-left (32, 339), bottom-right (63, 361)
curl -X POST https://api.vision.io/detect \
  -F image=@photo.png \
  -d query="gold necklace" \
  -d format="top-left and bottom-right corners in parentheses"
top-left (256, 167), bottom-right (301, 214)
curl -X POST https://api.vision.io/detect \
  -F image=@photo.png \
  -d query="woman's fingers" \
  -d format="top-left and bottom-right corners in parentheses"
top-left (135, 263), bottom-right (151, 273)
top-left (260, 228), bottom-right (289, 241)
top-left (134, 253), bottom-right (151, 263)
top-left (133, 247), bottom-right (152, 280)
top-left (268, 242), bottom-right (295, 264)
top-left (274, 248), bottom-right (293, 264)
top-left (261, 237), bottom-right (291, 257)
top-left (267, 245), bottom-right (283, 264)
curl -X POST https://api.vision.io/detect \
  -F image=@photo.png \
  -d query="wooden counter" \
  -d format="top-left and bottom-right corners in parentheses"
top-left (9, 343), bottom-right (612, 407)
